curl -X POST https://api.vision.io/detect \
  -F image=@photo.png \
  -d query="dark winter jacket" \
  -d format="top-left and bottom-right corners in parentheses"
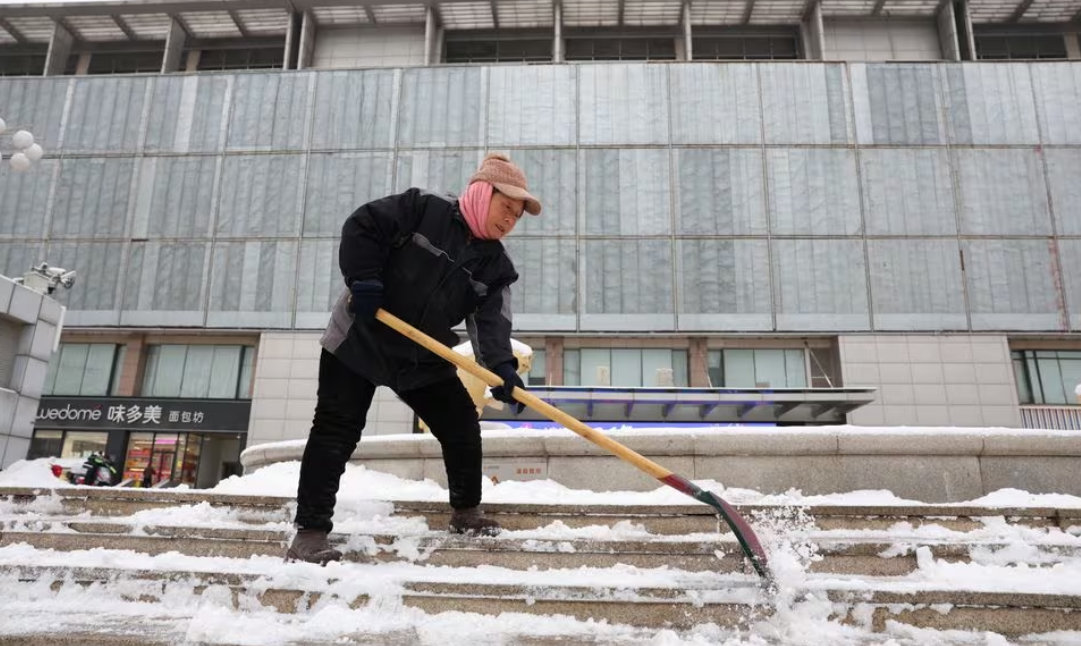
top-left (320, 188), bottom-right (519, 392)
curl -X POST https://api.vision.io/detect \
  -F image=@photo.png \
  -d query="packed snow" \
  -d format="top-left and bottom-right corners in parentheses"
top-left (4, 431), bottom-right (1081, 644)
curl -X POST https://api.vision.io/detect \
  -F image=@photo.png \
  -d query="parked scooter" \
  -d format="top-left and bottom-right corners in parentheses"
top-left (66, 453), bottom-right (119, 487)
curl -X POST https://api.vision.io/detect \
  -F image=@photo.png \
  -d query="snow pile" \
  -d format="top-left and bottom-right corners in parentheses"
top-left (0, 458), bottom-right (74, 488)
top-left (211, 459), bottom-right (1081, 511)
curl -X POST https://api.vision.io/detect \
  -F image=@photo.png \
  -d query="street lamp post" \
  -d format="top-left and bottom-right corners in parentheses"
top-left (0, 115), bottom-right (44, 172)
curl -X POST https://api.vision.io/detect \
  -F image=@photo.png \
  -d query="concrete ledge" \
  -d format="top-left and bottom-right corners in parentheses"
top-left (838, 433), bottom-right (984, 455)
top-left (239, 427), bottom-right (1081, 503)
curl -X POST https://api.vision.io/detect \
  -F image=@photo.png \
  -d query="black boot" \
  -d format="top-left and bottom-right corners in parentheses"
top-left (285, 528), bottom-right (343, 565)
top-left (449, 507), bottom-right (502, 537)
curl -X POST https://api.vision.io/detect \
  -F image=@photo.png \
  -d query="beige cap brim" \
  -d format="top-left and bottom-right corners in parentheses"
top-left (494, 182), bottom-right (542, 216)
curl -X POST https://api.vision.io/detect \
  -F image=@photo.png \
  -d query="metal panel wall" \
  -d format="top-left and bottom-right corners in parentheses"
top-left (0, 61), bottom-right (1078, 334)
top-left (0, 160), bottom-right (56, 239)
top-left (50, 158), bottom-right (134, 239)
top-left (860, 149), bottom-right (956, 236)
top-left (511, 149), bottom-right (578, 236)
top-left (43, 241), bottom-right (126, 325)
top-left (488, 66), bottom-right (577, 146)
top-left (675, 149), bottom-right (767, 236)
top-left (131, 157), bottom-right (218, 239)
top-left (579, 64), bottom-right (669, 145)
top-left (868, 239), bottom-right (967, 330)
top-left (852, 64), bottom-right (945, 145)
top-left (677, 239), bottom-right (772, 331)
top-left (669, 64), bottom-right (761, 145)
top-left (581, 149), bottom-right (671, 235)
top-left (310, 70), bottom-right (398, 150)
top-left (760, 64), bottom-right (851, 144)
top-left (217, 155), bottom-right (305, 238)
top-left (303, 152), bottom-right (394, 236)
top-left (398, 67), bottom-right (485, 148)
top-left (943, 64), bottom-right (1039, 145)
top-left (955, 149), bottom-right (1051, 236)
top-left (227, 73), bottom-right (313, 151)
top-left (767, 149), bottom-right (862, 236)
top-left (963, 239), bottom-right (1061, 331)
top-left (1046, 149), bottom-right (1081, 236)
top-left (62, 77), bottom-right (149, 153)
top-left (121, 242), bottom-right (210, 327)
top-left (1030, 63), bottom-right (1081, 145)
top-left (772, 239), bottom-right (870, 331)
top-left (0, 78), bottom-right (67, 154)
top-left (144, 75), bottom-right (232, 153)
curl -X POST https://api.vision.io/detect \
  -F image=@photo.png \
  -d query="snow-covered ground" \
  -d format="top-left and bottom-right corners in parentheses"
top-left (3, 437), bottom-right (1081, 645)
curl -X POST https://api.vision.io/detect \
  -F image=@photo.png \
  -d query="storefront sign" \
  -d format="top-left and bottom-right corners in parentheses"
top-left (36, 397), bottom-right (251, 432)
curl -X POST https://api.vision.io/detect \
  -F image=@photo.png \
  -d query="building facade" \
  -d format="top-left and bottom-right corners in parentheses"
top-left (2, 0), bottom-right (1081, 484)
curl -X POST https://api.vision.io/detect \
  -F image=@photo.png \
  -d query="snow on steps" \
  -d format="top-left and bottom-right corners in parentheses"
top-left (3, 519), bottom-right (1081, 577)
top-left (2, 486), bottom-right (1081, 642)
top-left (4, 485), bottom-right (1078, 533)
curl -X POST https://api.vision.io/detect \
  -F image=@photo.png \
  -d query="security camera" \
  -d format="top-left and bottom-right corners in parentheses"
top-left (58, 270), bottom-right (76, 289)
top-left (20, 262), bottom-right (76, 295)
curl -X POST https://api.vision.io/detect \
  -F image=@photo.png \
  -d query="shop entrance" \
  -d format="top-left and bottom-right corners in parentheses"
top-left (124, 432), bottom-right (243, 488)
top-left (195, 435), bottom-right (242, 489)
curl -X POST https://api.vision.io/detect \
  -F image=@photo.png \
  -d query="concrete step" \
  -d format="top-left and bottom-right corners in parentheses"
top-left (3, 519), bottom-right (1079, 576)
top-left (4, 487), bottom-right (1075, 535)
top-left (3, 563), bottom-right (1079, 637)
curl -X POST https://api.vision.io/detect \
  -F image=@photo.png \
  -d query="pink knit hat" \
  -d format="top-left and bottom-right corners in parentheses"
top-left (469, 153), bottom-right (542, 215)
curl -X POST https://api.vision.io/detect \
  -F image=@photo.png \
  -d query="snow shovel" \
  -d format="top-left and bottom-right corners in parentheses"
top-left (376, 308), bottom-right (771, 580)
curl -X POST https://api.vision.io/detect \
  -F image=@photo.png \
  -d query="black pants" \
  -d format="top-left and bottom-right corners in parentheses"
top-left (294, 349), bottom-right (484, 533)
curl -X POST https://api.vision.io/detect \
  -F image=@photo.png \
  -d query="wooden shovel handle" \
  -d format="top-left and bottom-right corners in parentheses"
top-left (375, 308), bottom-right (670, 480)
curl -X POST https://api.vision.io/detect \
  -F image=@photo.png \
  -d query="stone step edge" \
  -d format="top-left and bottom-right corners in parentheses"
top-left (5, 526), bottom-right (1080, 559)
top-left (4, 487), bottom-right (1078, 520)
top-left (5, 563), bottom-right (1081, 612)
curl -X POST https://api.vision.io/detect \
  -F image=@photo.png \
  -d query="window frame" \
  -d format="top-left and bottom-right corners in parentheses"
top-left (562, 347), bottom-right (689, 387)
top-left (142, 343), bottom-right (256, 400)
top-left (43, 343), bottom-right (125, 397)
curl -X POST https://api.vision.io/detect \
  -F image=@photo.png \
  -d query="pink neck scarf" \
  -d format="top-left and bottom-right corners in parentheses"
top-left (459, 181), bottom-right (494, 241)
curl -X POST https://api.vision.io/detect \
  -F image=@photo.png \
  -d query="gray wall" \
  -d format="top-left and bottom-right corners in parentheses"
top-left (840, 333), bottom-right (1021, 428)
top-left (1, 62), bottom-right (1080, 334)
top-left (0, 275), bottom-right (64, 469)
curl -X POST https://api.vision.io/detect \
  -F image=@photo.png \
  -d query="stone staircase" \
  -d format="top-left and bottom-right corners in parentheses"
top-left (1, 486), bottom-right (1080, 645)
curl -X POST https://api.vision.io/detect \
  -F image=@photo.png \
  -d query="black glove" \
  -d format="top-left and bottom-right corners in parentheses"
top-left (490, 361), bottom-right (526, 414)
top-left (348, 279), bottom-right (383, 319)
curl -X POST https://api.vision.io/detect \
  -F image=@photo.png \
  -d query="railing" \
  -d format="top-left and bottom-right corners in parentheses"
top-left (1020, 405), bottom-right (1081, 431)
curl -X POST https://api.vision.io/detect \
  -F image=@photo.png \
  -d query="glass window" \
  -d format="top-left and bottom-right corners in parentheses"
top-left (43, 344), bottom-right (122, 397)
top-left (528, 349), bottom-right (547, 386)
top-left (194, 46), bottom-right (285, 71)
top-left (86, 50), bottom-right (165, 74)
top-left (61, 431), bottom-right (108, 459)
top-left (563, 349), bottom-right (581, 386)
top-left (562, 348), bottom-right (688, 387)
top-left (28, 430), bottom-right (64, 459)
top-left (125, 432), bottom-right (155, 484)
top-left (143, 344), bottom-right (253, 399)
top-left (180, 346), bottom-right (216, 398)
top-left (445, 39), bottom-right (552, 63)
top-left (809, 346), bottom-right (838, 388)
top-left (707, 350), bottom-right (723, 388)
top-left (238, 346), bottom-right (256, 399)
top-left (708, 349), bottom-right (809, 388)
top-left (175, 434), bottom-right (202, 486)
top-left (693, 35), bottom-right (801, 60)
top-left (0, 51), bottom-right (47, 76)
top-left (1013, 351), bottom-right (1032, 404)
top-left (976, 33), bottom-right (1067, 60)
top-left (1011, 350), bottom-right (1081, 405)
top-left (565, 37), bottom-right (677, 61)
